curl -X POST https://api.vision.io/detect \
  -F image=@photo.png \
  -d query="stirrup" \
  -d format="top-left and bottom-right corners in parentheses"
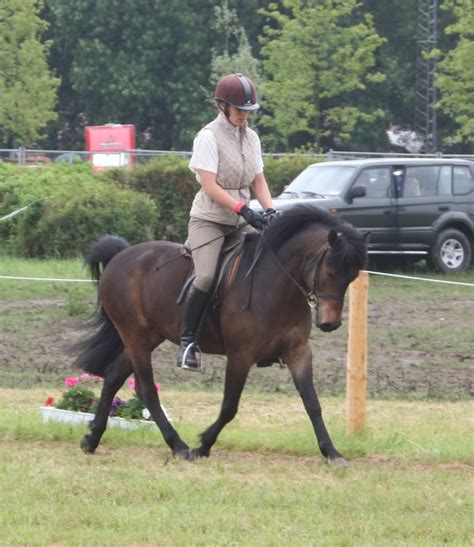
top-left (181, 343), bottom-right (202, 372)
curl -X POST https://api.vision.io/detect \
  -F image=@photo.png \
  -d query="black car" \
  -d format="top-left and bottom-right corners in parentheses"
top-left (256, 158), bottom-right (474, 273)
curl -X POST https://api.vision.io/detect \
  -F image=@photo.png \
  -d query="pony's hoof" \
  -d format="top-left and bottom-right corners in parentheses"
top-left (80, 436), bottom-right (96, 454)
top-left (189, 447), bottom-right (210, 460)
top-left (327, 456), bottom-right (349, 468)
top-left (172, 448), bottom-right (191, 460)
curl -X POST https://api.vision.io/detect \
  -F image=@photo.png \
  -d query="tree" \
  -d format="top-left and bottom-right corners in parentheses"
top-left (46, 0), bottom-right (216, 150)
top-left (259, 0), bottom-right (385, 151)
top-left (436, 0), bottom-right (474, 147)
top-left (210, 0), bottom-right (261, 86)
top-left (0, 0), bottom-right (59, 146)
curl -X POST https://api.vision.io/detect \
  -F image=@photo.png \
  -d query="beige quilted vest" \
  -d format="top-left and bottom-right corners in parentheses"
top-left (190, 113), bottom-right (260, 225)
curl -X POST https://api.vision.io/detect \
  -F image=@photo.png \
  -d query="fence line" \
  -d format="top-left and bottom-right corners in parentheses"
top-left (364, 270), bottom-right (474, 287)
top-left (0, 275), bottom-right (93, 283)
top-left (1, 147), bottom-right (473, 166)
top-left (1, 271), bottom-right (473, 287)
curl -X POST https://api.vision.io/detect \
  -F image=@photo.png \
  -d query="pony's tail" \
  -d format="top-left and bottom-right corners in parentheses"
top-left (85, 235), bottom-right (130, 283)
top-left (71, 235), bottom-right (130, 377)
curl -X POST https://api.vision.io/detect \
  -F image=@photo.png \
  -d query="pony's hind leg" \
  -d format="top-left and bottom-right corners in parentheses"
top-left (80, 351), bottom-right (132, 454)
top-left (128, 344), bottom-right (191, 459)
top-left (192, 356), bottom-right (252, 459)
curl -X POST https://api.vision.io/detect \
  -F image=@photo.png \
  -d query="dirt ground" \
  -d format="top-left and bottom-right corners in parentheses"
top-left (0, 294), bottom-right (472, 400)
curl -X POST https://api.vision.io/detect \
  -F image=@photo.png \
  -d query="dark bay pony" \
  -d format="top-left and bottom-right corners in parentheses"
top-left (74, 204), bottom-right (367, 465)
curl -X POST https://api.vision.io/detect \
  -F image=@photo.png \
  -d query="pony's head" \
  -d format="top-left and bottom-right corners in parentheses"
top-left (264, 204), bottom-right (368, 331)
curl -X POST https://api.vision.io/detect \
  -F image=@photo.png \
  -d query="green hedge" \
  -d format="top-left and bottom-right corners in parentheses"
top-left (0, 154), bottom-right (320, 257)
top-left (0, 162), bottom-right (156, 258)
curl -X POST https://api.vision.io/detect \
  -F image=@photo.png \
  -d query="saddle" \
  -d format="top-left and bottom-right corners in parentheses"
top-left (176, 231), bottom-right (251, 307)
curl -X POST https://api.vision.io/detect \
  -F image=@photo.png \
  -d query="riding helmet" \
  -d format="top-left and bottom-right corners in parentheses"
top-left (214, 73), bottom-right (260, 111)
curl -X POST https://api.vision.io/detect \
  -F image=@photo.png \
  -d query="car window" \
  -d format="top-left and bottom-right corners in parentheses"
top-left (404, 166), bottom-right (440, 197)
top-left (354, 168), bottom-right (391, 198)
top-left (453, 166), bottom-right (474, 195)
top-left (438, 166), bottom-right (451, 196)
top-left (283, 165), bottom-right (356, 196)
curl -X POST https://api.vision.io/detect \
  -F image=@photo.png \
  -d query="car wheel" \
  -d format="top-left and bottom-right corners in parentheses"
top-left (428, 229), bottom-right (472, 273)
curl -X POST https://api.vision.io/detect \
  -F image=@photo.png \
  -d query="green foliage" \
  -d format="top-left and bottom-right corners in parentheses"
top-left (436, 0), bottom-right (474, 146)
top-left (0, 0), bottom-right (59, 146)
top-left (113, 397), bottom-right (146, 420)
top-left (46, 0), bottom-right (216, 150)
top-left (55, 384), bottom-right (97, 413)
top-left (210, 0), bottom-right (261, 88)
top-left (259, 0), bottom-right (386, 151)
top-left (106, 156), bottom-right (196, 242)
top-left (0, 162), bottom-right (156, 257)
top-left (0, 155), bottom-right (317, 257)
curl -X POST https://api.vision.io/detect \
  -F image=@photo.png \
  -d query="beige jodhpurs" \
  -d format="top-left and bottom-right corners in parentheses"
top-left (188, 217), bottom-right (252, 292)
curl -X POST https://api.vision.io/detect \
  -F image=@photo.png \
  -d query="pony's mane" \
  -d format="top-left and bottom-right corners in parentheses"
top-left (262, 203), bottom-right (367, 270)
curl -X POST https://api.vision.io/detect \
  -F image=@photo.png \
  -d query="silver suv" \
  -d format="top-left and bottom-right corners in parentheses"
top-left (260, 158), bottom-right (474, 273)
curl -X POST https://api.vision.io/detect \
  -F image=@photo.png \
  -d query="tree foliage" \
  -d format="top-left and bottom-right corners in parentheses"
top-left (436, 0), bottom-right (474, 146)
top-left (46, 0), bottom-right (216, 150)
top-left (0, 0), bottom-right (470, 153)
top-left (210, 0), bottom-right (261, 86)
top-left (0, 0), bottom-right (59, 146)
top-left (259, 0), bottom-right (385, 151)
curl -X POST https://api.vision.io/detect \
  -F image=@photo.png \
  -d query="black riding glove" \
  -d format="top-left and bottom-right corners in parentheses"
top-left (239, 205), bottom-right (267, 230)
top-left (264, 208), bottom-right (279, 223)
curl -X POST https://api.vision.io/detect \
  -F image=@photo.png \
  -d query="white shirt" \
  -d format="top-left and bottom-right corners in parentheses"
top-left (189, 127), bottom-right (264, 182)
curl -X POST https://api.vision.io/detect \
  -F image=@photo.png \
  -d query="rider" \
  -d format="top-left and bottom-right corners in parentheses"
top-left (177, 73), bottom-right (276, 371)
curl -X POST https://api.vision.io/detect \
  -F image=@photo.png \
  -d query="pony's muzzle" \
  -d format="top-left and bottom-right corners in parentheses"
top-left (317, 321), bottom-right (342, 332)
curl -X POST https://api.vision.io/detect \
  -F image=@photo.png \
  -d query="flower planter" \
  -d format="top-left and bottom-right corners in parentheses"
top-left (40, 406), bottom-right (171, 431)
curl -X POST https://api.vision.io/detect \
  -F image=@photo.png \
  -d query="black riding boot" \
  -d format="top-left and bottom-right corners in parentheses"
top-left (176, 285), bottom-right (209, 371)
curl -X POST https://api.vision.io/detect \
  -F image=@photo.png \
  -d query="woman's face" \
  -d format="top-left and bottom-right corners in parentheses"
top-left (227, 105), bottom-right (251, 127)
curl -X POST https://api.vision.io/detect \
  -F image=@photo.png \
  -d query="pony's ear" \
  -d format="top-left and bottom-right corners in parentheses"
top-left (363, 231), bottom-right (372, 242)
top-left (327, 228), bottom-right (342, 249)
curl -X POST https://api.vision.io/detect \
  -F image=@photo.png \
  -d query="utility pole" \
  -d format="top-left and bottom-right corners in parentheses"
top-left (414, 0), bottom-right (439, 153)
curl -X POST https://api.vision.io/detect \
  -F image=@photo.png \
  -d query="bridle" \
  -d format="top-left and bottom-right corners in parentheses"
top-left (263, 240), bottom-right (343, 309)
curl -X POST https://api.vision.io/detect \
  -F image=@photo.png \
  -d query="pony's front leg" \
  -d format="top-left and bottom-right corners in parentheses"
top-left (284, 343), bottom-right (347, 466)
top-left (81, 351), bottom-right (132, 454)
top-left (192, 356), bottom-right (251, 459)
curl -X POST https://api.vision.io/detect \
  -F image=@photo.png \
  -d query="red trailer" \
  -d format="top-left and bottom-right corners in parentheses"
top-left (85, 124), bottom-right (135, 171)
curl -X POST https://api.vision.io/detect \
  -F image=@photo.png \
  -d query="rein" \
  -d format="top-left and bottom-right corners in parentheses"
top-left (260, 237), bottom-right (341, 309)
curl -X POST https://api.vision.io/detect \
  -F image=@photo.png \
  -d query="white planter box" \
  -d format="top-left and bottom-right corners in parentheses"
top-left (40, 406), bottom-right (171, 431)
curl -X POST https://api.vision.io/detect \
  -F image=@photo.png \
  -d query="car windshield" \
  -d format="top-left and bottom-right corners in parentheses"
top-left (281, 165), bottom-right (356, 196)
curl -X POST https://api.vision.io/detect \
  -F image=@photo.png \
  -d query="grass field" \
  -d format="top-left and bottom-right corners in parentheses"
top-left (0, 257), bottom-right (473, 544)
top-left (0, 389), bottom-right (473, 545)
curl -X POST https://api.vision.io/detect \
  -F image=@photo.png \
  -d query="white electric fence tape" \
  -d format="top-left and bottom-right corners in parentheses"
top-left (0, 271), bottom-right (473, 286)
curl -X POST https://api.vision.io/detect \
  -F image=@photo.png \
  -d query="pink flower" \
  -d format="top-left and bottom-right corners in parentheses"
top-left (80, 373), bottom-right (90, 380)
top-left (92, 375), bottom-right (103, 382)
top-left (155, 382), bottom-right (161, 391)
top-left (64, 377), bottom-right (79, 388)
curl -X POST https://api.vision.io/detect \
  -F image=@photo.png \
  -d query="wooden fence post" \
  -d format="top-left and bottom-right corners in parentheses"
top-left (346, 270), bottom-right (369, 435)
